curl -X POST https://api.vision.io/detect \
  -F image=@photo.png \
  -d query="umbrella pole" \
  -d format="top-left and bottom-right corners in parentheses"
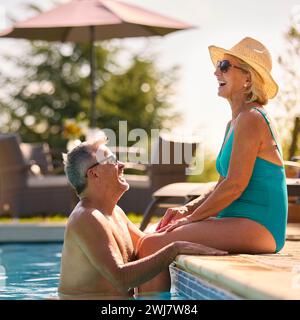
top-left (90, 25), bottom-right (97, 127)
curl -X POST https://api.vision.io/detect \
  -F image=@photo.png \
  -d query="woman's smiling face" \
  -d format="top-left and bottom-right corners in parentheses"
top-left (214, 54), bottom-right (250, 100)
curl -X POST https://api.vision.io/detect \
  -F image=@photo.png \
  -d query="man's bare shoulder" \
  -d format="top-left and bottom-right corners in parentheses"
top-left (66, 202), bottom-right (109, 236)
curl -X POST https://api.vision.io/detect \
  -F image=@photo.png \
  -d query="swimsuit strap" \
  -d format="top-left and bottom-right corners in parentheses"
top-left (220, 121), bottom-right (232, 152)
top-left (252, 107), bottom-right (283, 157)
top-left (223, 122), bottom-right (231, 142)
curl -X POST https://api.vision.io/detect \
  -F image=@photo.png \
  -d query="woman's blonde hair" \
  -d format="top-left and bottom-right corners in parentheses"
top-left (236, 57), bottom-right (269, 105)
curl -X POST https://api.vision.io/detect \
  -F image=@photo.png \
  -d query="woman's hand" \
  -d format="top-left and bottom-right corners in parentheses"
top-left (157, 217), bottom-right (192, 233)
top-left (155, 206), bottom-right (189, 231)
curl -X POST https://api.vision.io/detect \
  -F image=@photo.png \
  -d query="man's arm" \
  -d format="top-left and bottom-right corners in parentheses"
top-left (72, 210), bottom-right (226, 294)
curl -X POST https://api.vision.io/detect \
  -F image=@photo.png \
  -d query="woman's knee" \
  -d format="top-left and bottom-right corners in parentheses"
top-left (136, 234), bottom-right (164, 258)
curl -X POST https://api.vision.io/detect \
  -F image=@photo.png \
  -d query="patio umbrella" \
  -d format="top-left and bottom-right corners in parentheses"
top-left (0, 0), bottom-right (193, 126)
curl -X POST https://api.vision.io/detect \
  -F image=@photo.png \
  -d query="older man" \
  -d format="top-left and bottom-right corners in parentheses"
top-left (59, 134), bottom-right (227, 299)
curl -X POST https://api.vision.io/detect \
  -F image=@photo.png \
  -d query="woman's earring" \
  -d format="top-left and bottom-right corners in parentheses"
top-left (244, 83), bottom-right (248, 88)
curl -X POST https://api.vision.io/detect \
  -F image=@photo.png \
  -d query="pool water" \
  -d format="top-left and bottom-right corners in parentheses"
top-left (0, 243), bottom-right (62, 300)
top-left (0, 243), bottom-right (186, 300)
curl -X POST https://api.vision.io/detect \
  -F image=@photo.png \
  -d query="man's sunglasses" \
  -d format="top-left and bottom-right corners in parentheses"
top-left (87, 154), bottom-right (118, 172)
top-left (216, 60), bottom-right (247, 73)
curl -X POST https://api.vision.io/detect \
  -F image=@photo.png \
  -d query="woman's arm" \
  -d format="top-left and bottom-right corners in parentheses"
top-left (187, 111), bottom-right (262, 222)
top-left (159, 111), bottom-right (263, 233)
top-left (183, 119), bottom-right (232, 215)
top-left (156, 122), bottom-right (232, 231)
top-left (184, 176), bottom-right (224, 215)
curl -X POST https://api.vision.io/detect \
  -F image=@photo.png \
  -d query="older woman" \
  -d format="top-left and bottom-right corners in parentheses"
top-left (137, 37), bottom-right (288, 293)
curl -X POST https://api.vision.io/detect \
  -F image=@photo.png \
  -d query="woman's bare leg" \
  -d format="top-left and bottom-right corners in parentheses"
top-left (137, 217), bottom-right (276, 293)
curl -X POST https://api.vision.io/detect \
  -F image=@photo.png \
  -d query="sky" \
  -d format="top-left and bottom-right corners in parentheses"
top-left (0, 0), bottom-right (300, 154)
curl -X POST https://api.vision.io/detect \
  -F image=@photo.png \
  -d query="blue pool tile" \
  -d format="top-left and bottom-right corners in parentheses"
top-left (170, 264), bottom-right (241, 300)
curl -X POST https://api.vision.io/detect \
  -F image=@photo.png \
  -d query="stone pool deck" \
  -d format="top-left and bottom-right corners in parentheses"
top-left (0, 222), bottom-right (65, 242)
top-left (0, 222), bottom-right (300, 299)
top-left (175, 223), bottom-right (300, 299)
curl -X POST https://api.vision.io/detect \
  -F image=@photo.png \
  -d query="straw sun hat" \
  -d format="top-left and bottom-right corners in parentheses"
top-left (208, 37), bottom-right (278, 99)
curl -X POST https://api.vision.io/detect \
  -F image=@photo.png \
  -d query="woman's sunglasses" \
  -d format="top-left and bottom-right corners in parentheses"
top-left (216, 60), bottom-right (247, 73)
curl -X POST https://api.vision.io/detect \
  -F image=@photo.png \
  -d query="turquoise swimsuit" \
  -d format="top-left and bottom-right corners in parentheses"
top-left (216, 107), bottom-right (288, 252)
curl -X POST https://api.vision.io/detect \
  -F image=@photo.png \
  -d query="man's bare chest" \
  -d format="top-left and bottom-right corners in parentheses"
top-left (109, 219), bottom-right (134, 262)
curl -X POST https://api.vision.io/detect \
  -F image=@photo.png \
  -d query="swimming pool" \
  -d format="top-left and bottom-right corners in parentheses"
top-left (0, 243), bottom-right (62, 300)
top-left (0, 243), bottom-right (187, 300)
top-left (0, 243), bottom-right (238, 300)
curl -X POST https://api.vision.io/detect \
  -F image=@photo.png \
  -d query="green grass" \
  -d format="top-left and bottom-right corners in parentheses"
top-left (0, 213), bottom-right (160, 224)
top-left (187, 157), bottom-right (219, 183)
top-left (127, 212), bottom-right (160, 224)
top-left (0, 215), bottom-right (68, 223)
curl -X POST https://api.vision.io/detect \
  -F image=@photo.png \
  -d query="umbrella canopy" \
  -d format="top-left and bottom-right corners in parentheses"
top-left (0, 0), bottom-right (193, 125)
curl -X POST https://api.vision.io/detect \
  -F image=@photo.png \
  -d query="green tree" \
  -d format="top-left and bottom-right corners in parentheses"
top-left (98, 57), bottom-right (179, 135)
top-left (277, 14), bottom-right (300, 159)
top-left (1, 41), bottom-right (107, 148)
top-left (0, 39), bottom-right (180, 150)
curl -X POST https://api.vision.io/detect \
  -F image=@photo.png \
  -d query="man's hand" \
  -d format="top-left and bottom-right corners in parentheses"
top-left (155, 206), bottom-right (189, 231)
top-left (174, 241), bottom-right (228, 256)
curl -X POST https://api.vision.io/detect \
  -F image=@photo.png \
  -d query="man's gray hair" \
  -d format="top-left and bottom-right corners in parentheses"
top-left (63, 133), bottom-right (107, 196)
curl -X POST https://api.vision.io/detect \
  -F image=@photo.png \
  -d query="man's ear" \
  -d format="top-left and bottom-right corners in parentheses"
top-left (86, 167), bottom-right (99, 179)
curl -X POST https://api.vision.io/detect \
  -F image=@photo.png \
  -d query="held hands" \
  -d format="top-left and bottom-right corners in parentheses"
top-left (155, 206), bottom-right (189, 232)
top-left (157, 216), bottom-right (192, 233)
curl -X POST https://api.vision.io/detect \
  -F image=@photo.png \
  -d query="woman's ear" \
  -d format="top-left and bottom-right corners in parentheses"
top-left (245, 73), bottom-right (252, 86)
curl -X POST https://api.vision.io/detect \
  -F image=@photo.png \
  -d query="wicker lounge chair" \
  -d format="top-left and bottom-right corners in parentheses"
top-left (0, 134), bottom-right (77, 217)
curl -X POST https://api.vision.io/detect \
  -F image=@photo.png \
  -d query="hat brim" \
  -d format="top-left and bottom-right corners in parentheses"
top-left (208, 45), bottom-right (278, 99)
